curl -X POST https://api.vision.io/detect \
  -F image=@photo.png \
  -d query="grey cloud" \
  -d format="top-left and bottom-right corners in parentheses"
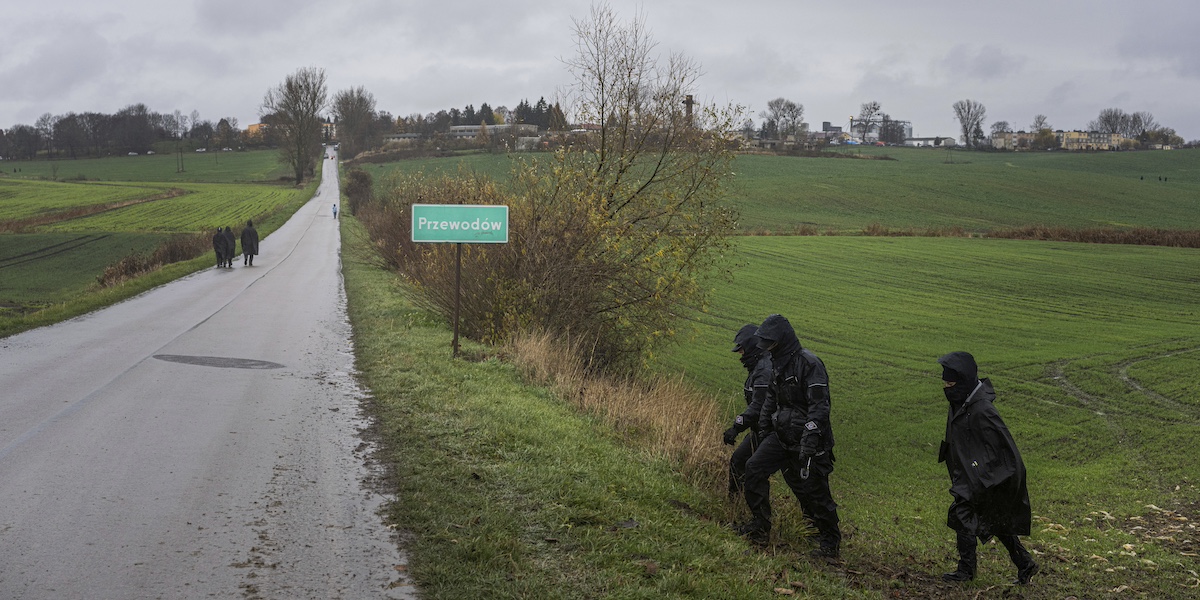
top-left (940, 44), bottom-right (1027, 81)
top-left (193, 0), bottom-right (324, 35)
top-left (0, 23), bottom-right (111, 103)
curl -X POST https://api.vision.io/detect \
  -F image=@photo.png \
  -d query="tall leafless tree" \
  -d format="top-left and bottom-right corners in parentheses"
top-left (857, 101), bottom-right (881, 142)
top-left (1029, 114), bottom-right (1049, 132)
top-left (262, 67), bottom-right (328, 184)
top-left (1088, 108), bottom-right (1127, 134)
top-left (952, 99), bottom-right (987, 148)
top-left (331, 86), bottom-right (377, 159)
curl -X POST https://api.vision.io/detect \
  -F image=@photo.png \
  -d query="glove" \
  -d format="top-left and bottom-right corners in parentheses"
top-left (723, 426), bottom-right (739, 446)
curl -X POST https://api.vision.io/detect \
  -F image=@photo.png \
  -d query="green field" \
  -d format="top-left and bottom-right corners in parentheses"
top-left (374, 148), bottom-right (1200, 233)
top-left (651, 235), bottom-right (1200, 595)
top-left (0, 179), bottom-right (176, 222)
top-left (0, 232), bottom-right (167, 308)
top-left (0, 149), bottom-right (315, 328)
top-left (347, 148), bottom-right (1200, 596)
top-left (0, 149), bottom-right (292, 183)
top-left (40, 184), bottom-right (307, 232)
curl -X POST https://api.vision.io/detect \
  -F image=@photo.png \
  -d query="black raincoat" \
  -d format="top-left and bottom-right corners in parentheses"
top-left (212, 230), bottom-right (228, 263)
top-left (939, 377), bottom-right (1032, 538)
top-left (240, 223), bottom-right (259, 256)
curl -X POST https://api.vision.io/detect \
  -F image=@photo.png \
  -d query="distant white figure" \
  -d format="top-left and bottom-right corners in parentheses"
top-left (332, 204), bottom-right (338, 219)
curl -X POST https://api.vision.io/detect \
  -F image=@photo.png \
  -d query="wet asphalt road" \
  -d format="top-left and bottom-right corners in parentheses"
top-left (0, 153), bottom-right (418, 599)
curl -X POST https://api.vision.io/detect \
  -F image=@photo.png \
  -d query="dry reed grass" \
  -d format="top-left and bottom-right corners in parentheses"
top-left (509, 330), bottom-right (729, 493)
top-left (95, 232), bottom-right (211, 287)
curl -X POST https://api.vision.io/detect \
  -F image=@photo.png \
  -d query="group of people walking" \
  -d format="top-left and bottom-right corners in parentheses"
top-left (722, 314), bottom-right (1038, 585)
top-left (212, 220), bottom-right (259, 268)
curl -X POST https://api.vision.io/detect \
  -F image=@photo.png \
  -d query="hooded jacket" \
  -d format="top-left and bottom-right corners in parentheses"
top-left (939, 377), bottom-right (1032, 538)
top-left (240, 222), bottom-right (259, 256)
top-left (731, 324), bottom-right (772, 432)
top-left (754, 315), bottom-right (834, 453)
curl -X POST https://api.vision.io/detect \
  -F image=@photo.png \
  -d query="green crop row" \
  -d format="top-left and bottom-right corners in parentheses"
top-left (0, 179), bottom-right (174, 222)
top-left (41, 183), bottom-right (309, 233)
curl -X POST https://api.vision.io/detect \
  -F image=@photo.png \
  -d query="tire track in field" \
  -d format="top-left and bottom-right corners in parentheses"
top-left (1048, 345), bottom-right (1200, 424)
top-left (0, 234), bottom-right (111, 270)
top-left (1116, 346), bottom-right (1200, 416)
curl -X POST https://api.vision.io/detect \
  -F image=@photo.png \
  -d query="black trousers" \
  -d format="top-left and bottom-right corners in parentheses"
top-left (955, 530), bottom-right (1034, 572)
top-left (744, 432), bottom-right (840, 549)
top-left (727, 430), bottom-right (763, 496)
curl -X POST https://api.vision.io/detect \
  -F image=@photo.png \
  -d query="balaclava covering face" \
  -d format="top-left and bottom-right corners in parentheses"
top-left (938, 351), bottom-right (979, 407)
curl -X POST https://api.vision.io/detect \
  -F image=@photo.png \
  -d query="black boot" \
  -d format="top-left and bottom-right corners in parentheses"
top-left (733, 520), bottom-right (769, 545)
top-left (942, 531), bottom-right (976, 582)
top-left (1015, 561), bottom-right (1039, 584)
top-left (997, 535), bottom-right (1038, 584)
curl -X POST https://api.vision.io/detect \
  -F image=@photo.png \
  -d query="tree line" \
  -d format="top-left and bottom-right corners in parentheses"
top-left (0, 105), bottom-right (244, 160)
top-left (393, 97), bottom-right (568, 138)
top-left (955, 101), bottom-right (1185, 150)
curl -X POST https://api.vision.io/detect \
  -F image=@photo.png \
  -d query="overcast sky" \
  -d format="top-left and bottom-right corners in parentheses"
top-left (3, 0), bottom-right (1198, 140)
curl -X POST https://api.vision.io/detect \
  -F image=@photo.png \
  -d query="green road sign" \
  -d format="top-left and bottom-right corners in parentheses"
top-left (411, 204), bottom-right (509, 244)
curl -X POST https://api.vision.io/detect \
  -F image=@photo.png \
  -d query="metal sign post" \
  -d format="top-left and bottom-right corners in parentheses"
top-left (411, 204), bottom-right (509, 357)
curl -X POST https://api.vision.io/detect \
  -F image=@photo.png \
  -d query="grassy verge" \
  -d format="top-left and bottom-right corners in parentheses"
top-left (340, 215), bottom-right (879, 599)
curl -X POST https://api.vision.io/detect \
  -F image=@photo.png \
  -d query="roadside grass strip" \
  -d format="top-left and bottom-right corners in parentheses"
top-left (340, 217), bottom-right (877, 599)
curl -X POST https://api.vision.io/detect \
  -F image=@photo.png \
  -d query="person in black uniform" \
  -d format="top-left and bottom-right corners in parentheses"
top-left (240, 220), bottom-right (259, 266)
top-left (212, 227), bottom-right (226, 269)
top-left (938, 351), bottom-right (1039, 584)
top-left (222, 226), bottom-right (236, 268)
top-left (737, 314), bottom-right (841, 558)
top-left (723, 324), bottom-right (773, 499)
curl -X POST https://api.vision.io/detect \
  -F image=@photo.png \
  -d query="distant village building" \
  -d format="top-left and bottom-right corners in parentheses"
top-left (991, 130), bottom-right (1127, 151)
top-left (446, 123), bottom-right (539, 139)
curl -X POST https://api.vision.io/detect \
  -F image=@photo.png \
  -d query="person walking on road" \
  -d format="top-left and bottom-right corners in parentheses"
top-left (737, 314), bottom-right (841, 559)
top-left (332, 204), bottom-right (338, 219)
top-left (937, 351), bottom-right (1039, 585)
top-left (241, 220), bottom-right (259, 266)
top-left (723, 324), bottom-right (772, 499)
top-left (222, 226), bottom-right (236, 268)
top-left (212, 228), bottom-right (226, 269)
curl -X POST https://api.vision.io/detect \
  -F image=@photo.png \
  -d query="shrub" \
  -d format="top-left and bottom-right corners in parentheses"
top-left (343, 168), bottom-right (372, 215)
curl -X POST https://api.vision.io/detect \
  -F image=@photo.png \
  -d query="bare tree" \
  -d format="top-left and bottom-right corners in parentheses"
top-left (262, 67), bottom-right (328, 184)
top-left (1029, 114), bottom-right (1049, 132)
top-left (857, 101), bottom-right (881, 142)
top-left (35, 113), bottom-right (56, 158)
top-left (1088, 108), bottom-right (1127, 134)
top-left (952, 99), bottom-right (987, 148)
top-left (990, 121), bottom-right (1012, 134)
top-left (1126, 111), bottom-right (1157, 138)
top-left (759, 97), bottom-right (804, 142)
top-left (330, 86), bottom-right (377, 158)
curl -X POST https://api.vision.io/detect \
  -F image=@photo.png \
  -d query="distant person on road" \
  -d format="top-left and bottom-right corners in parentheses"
top-left (222, 226), bottom-right (236, 268)
top-left (723, 324), bottom-right (772, 500)
top-left (332, 204), bottom-right (338, 219)
top-left (937, 351), bottom-right (1038, 585)
top-left (241, 220), bottom-right (259, 266)
top-left (736, 314), bottom-right (841, 559)
top-left (212, 228), bottom-right (226, 269)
